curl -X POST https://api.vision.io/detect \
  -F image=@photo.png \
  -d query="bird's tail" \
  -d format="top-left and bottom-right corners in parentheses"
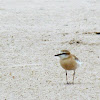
top-left (76, 60), bottom-right (83, 66)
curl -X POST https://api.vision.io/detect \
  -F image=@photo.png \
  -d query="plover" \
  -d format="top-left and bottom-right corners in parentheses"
top-left (55, 50), bottom-right (81, 84)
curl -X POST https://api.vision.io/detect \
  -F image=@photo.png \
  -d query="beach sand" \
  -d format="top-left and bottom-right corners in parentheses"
top-left (0, 0), bottom-right (100, 99)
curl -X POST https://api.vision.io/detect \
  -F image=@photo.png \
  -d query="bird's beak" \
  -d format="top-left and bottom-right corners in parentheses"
top-left (55, 54), bottom-right (62, 56)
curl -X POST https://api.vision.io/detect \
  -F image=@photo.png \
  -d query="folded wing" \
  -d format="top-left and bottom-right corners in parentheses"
top-left (72, 55), bottom-right (82, 66)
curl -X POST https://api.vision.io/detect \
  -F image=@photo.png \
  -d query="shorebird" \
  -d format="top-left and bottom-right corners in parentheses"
top-left (55, 50), bottom-right (81, 84)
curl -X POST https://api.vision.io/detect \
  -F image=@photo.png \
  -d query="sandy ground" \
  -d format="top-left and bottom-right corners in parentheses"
top-left (0, 0), bottom-right (100, 100)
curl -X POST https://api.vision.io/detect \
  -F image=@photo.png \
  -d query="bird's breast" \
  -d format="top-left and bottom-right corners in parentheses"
top-left (60, 58), bottom-right (77, 70)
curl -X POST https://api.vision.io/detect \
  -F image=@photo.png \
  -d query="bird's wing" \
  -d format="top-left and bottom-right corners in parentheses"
top-left (72, 55), bottom-right (82, 66)
top-left (72, 55), bottom-right (79, 61)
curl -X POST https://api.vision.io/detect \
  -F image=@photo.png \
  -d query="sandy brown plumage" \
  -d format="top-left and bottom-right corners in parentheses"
top-left (55, 50), bottom-right (80, 84)
top-left (60, 54), bottom-right (77, 70)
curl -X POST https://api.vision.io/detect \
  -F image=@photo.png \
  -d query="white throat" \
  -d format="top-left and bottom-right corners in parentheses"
top-left (59, 54), bottom-right (69, 60)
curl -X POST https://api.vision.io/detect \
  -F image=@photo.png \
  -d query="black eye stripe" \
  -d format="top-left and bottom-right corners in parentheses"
top-left (61, 53), bottom-right (67, 55)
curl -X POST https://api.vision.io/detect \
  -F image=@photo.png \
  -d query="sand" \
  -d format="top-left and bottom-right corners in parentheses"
top-left (0, 0), bottom-right (100, 99)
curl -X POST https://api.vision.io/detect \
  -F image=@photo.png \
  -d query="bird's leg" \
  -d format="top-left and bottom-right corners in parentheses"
top-left (65, 70), bottom-right (69, 84)
top-left (72, 70), bottom-right (75, 84)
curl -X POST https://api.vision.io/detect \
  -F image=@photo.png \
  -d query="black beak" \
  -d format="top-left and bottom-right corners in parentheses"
top-left (55, 53), bottom-right (67, 56)
top-left (55, 54), bottom-right (62, 56)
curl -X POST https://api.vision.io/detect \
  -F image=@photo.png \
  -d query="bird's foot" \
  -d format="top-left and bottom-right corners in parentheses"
top-left (67, 82), bottom-right (69, 84)
top-left (66, 82), bottom-right (74, 85)
top-left (72, 82), bottom-right (74, 84)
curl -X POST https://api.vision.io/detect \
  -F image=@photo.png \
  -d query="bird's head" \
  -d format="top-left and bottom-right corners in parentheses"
top-left (55, 50), bottom-right (70, 59)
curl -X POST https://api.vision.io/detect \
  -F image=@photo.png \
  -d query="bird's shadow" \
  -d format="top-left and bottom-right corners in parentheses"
top-left (52, 82), bottom-right (96, 86)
